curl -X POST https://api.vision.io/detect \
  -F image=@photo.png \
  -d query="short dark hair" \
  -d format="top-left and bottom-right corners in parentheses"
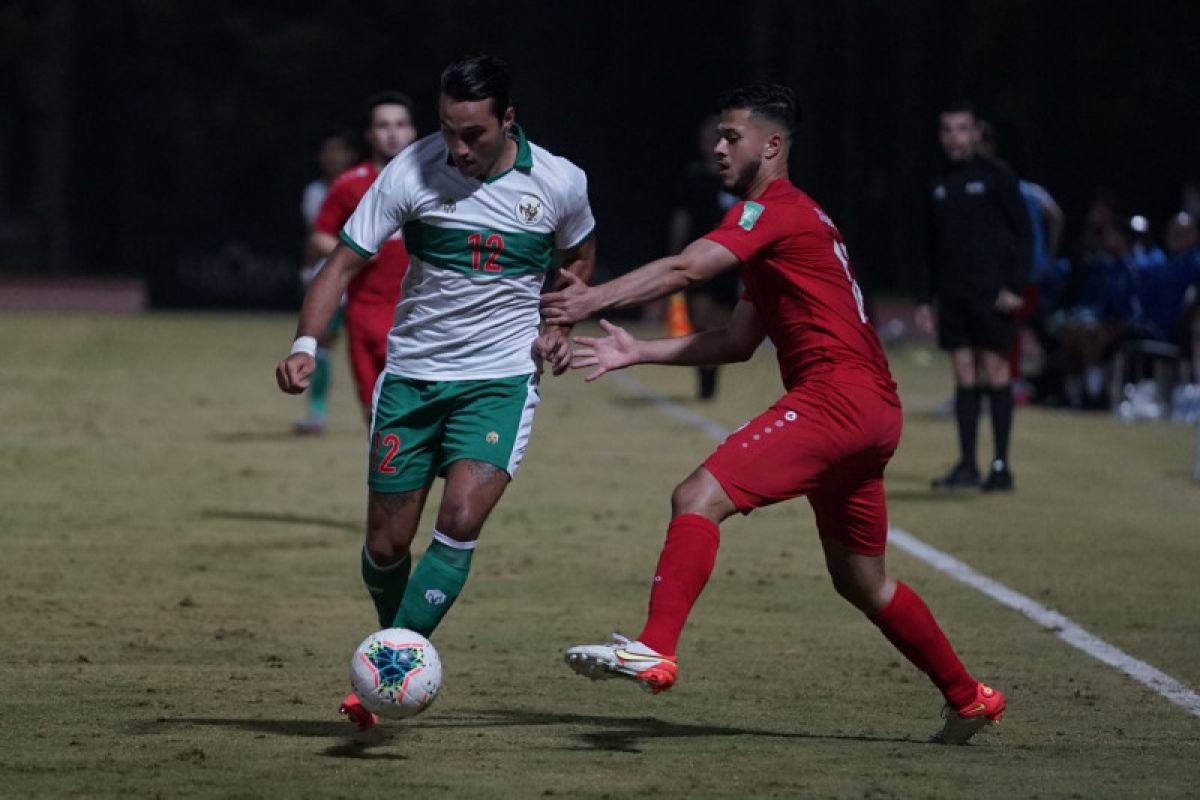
top-left (364, 91), bottom-right (415, 126)
top-left (440, 54), bottom-right (512, 119)
top-left (940, 99), bottom-right (977, 118)
top-left (318, 125), bottom-right (358, 150)
top-left (716, 83), bottom-right (798, 135)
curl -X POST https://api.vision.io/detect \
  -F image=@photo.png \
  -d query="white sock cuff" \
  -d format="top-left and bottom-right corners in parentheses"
top-left (432, 529), bottom-right (477, 550)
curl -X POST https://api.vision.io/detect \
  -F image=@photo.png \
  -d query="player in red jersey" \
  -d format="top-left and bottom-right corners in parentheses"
top-left (307, 91), bottom-right (418, 422)
top-left (542, 84), bottom-right (1004, 745)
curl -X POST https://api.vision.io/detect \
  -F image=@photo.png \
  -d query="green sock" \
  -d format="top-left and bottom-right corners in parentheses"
top-left (309, 348), bottom-right (331, 416)
top-left (361, 547), bottom-right (411, 629)
top-left (395, 532), bottom-right (475, 637)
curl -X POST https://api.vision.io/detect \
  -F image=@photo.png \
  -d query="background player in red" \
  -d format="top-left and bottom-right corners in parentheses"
top-left (541, 84), bottom-right (1005, 745)
top-left (308, 91), bottom-right (418, 422)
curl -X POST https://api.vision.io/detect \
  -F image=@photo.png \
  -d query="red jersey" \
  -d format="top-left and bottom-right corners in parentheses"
top-left (704, 179), bottom-right (895, 396)
top-left (314, 161), bottom-right (407, 311)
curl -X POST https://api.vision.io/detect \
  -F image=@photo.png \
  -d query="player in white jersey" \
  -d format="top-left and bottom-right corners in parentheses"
top-left (275, 54), bottom-right (596, 730)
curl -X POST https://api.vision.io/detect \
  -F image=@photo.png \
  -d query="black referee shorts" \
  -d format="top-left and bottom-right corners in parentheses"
top-left (937, 297), bottom-right (1016, 352)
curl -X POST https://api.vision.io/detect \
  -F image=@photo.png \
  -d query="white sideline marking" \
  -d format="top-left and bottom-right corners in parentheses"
top-left (887, 528), bottom-right (1200, 717)
top-left (610, 372), bottom-right (729, 441)
top-left (610, 372), bottom-right (1200, 718)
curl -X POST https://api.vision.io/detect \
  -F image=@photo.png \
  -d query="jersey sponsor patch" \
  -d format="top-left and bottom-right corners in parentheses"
top-left (738, 201), bottom-right (765, 231)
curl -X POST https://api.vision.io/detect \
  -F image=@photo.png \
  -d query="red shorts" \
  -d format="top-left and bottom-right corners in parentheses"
top-left (345, 303), bottom-right (393, 407)
top-left (702, 380), bottom-right (902, 555)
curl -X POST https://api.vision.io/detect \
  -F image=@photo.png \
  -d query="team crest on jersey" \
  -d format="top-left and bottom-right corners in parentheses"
top-left (738, 201), bottom-right (764, 231)
top-left (441, 197), bottom-right (457, 213)
top-left (515, 195), bottom-right (544, 225)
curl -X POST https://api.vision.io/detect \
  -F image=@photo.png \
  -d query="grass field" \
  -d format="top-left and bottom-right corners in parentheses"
top-left (2, 311), bottom-right (1199, 798)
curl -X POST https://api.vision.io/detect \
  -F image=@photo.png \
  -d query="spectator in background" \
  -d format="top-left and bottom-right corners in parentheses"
top-left (1056, 207), bottom-right (1137, 409)
top-left (976, 121), bottom-right (1065, 404)
top-left (916, 102), bottom-right (1032, 492)
top-left (1164, 212), bottom-right (1200, 383)
top-left (302, 128), bottom-right (359, 229)
top-left (295, 127), bottom-right (360, 434)
top-left (667, 115), bottom-right (740, 399)
top-left (1127, 214), bottom-right (1172, 342)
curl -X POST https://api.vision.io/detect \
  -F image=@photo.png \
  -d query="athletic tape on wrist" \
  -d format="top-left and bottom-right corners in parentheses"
top-left (290, 335), bottom-right (318, 358)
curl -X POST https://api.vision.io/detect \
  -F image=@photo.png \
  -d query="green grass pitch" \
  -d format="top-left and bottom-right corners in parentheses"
top-left (1, 311), bottom-right (1198, 798)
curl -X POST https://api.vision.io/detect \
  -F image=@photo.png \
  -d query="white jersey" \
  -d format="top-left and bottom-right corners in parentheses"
top-left (341, 126), bottom-right (595, 380)
top-left (301, 178), bottom-right (329, 229)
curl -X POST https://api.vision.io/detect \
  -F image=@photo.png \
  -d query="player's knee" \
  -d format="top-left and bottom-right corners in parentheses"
top-left (826, 565), bottom-right (890, 614)
top-left (364, 536), bottom-right (408, 568)
top-left (434, 500), bottom-right (484, 541)
top-left (670, 480), bottom-right (699, 516)
top-left (365, 514), bottom-right (416, 565)
top-left (670, 477), bottom-right (722, 520)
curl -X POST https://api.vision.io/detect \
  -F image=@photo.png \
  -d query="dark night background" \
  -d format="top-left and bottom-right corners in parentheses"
top-left (2, 0), bottom-right (1198, 307)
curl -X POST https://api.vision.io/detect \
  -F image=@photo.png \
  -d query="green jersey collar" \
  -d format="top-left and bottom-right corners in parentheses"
top-left (512, 123), bottom-right (532, 171)
top-left (480, 123), bottom-right (532, 184)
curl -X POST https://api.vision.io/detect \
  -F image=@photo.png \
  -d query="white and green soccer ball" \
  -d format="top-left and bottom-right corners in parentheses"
top-left (350, 628), bottom-right (442, 719)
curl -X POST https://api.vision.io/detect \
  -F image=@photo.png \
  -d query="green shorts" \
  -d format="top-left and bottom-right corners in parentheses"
top-left (368, 373), bottom-right (541, 493)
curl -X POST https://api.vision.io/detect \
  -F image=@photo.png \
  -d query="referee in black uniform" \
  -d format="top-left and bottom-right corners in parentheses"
top-left (917, 101), bottom-right (1032, 492)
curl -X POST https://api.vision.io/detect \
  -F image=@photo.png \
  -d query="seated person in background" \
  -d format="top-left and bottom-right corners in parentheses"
top-left (1057, 214), bottom-right (1138, 409)
top-left (1127, 214), bottom-right (1173, 342)
top-left (1164, 212), bottom-right (1200, 382)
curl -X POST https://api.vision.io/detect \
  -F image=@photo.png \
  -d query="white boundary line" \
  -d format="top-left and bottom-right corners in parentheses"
top-left (610, 372), bottom-right (1200, 718)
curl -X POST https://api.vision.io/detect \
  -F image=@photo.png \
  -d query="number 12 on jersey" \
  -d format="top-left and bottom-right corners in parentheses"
top-left (832, 240), bottom-right (868, 323)
top-left (467, 232), bottom-right (504, 273)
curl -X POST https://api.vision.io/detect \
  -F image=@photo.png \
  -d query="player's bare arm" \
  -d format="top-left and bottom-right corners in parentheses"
top-left (535, 236), bottom-right (597, 375)
top-left (572, 298), bottom-right (763, 382)
top-left (276, 241), bottom-right (368, 393)
top-left (540, 237), bottom-right (738, 326)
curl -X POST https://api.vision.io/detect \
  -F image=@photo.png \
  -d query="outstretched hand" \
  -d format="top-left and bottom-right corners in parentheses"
top-left (571, 319), bottom-right (641, 382)
top-left (540, 269), bottom-right (595, 326)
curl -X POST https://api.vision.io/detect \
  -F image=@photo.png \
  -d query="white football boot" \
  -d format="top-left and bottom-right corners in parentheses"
top-left (564, 633), bottom-right (678, 694)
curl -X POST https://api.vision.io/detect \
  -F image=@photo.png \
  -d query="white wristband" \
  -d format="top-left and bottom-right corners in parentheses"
top-left (290, 335), bottom-right (318, 358)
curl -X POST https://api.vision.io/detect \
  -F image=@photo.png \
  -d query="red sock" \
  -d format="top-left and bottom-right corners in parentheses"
top-left (870, 581), bottom-right (977, 709)
top-left (636, 514), bottom-right (720, 656)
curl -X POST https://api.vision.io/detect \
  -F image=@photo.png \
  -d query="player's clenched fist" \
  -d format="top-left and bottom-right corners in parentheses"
top-left (533, 326), bottom-right (572, 376)
top-left (276, 353), bottom-right (316, 394)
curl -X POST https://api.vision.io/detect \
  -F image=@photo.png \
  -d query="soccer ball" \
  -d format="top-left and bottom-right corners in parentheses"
top-left (350, 628), bottom-right (442, 719)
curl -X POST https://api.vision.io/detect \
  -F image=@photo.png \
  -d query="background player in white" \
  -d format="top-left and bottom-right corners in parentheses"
top-left (275, 54), bottom-right (596, 730)
top-left (295, 126), bottom-right (358, 434)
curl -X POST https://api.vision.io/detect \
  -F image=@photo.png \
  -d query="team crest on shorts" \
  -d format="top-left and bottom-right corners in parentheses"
top-left (486, 431), bottom-right (500, 444)
top-left (515, 195), bottom-right (544, 225)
